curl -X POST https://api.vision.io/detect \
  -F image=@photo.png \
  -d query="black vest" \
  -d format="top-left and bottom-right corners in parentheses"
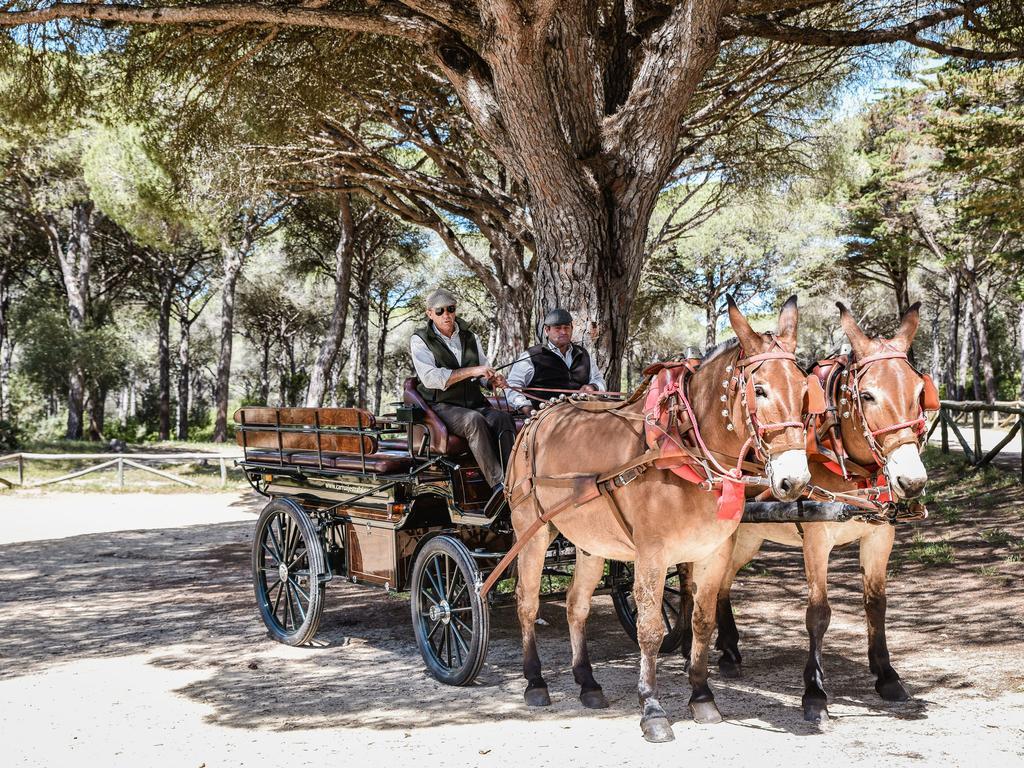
top-left (526, 343), bottom-right (591, 394)
top-left (413, 322), bottom-right (486, 408)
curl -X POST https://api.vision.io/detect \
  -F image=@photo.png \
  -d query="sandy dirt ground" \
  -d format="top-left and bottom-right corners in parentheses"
top-left (1, 488), bottom-right (1022, 768)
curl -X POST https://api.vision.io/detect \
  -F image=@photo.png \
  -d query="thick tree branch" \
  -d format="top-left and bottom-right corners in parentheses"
top-left (0, 1), bottom-right (439, 41)
top-left (723, 3), bottom-right (1024, 62)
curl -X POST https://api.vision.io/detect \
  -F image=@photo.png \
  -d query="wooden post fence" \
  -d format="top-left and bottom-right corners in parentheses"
top-left (0, 452), bottom-right (241, 489)
top-left (926, 400), bottom-right (1024, 482)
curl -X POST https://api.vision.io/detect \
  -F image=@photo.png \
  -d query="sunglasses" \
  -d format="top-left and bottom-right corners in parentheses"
top-left (433, 305), bottom-right (457, 316)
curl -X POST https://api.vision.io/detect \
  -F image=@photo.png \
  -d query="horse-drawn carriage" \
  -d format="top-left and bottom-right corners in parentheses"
top-left (235, 378), bottom-right (682, 685)
top-left (237, 299), bottom-right (937, 737)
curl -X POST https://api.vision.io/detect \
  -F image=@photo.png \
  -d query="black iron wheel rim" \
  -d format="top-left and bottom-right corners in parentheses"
top-left (417, 551), bottom-right (475, 673)
top-left (257, 509), bottom-right (313, 633)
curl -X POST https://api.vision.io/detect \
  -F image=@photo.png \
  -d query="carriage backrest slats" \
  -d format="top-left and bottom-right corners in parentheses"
top-left (233, 407), bottom-right (378, 456)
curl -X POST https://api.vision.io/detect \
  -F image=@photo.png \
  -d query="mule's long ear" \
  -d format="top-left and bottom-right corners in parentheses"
top-left (776, 295), bottom-right (799, 350)
top-left (837, 301), bottom-right (871, 356)
top-left (891, 301), bottom-right (922, 352)
top-left (727, 295), bottom-right (760, 351)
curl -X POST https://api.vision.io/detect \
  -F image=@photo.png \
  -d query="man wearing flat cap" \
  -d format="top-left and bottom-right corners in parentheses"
top-left (505, 308), bottom-right (606, 415)
top-left (410, 288), bottom-right (514, 505)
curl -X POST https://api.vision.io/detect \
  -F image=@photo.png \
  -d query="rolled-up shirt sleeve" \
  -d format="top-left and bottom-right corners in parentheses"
top-left (504, 352), bottom-right (535, 410)
top-left (410, 335), bottom-right (452, 391)
top-left (589, 361), bottom-right (606, 392)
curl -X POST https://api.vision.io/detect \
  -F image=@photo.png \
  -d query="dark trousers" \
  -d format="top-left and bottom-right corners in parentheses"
top-left (432, 403), bottom-right (515, 487)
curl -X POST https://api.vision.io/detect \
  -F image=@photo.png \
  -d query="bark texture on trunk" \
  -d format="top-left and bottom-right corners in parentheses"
top-left (705, 302), bottom-right (717, 350)
top-left (1019, 300), bottom-right (1024, 400)
top-left (212, 230), bottom-right (252, 442)
top-left (176, 317), bottom-right (190, 440)
top-left (49, 201), bottom-right (94, 440)
top-left (965, 252), bottom-right (997, 402)
top-left (437, 0), bottom-right (728, 386)
top-left (0, 259), bottom-right (10, 421)
top-left (946, 268), bottom-right (961, 399)
top-left (354, 260), bottom-right (372, 410)
top-left (306, 194), bottom-right (356, 407)
top-left (157, 276), bottom-right (173, 441)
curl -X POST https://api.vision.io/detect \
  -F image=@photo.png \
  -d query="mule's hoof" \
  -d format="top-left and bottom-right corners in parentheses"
top-left (803, 700), bottom-right (829, 724)
top-left (580, 688), bottom-right (609, 709)
top-left (689, 699), bottom-right (723, 724)
top-left (877, 677), bottom-right (910, 702)
top-left (524, 686), bottom-right (551, 707)
top-left (641, 716), bottom-right (675, 743)
top-left (718, 660), bottom-right (742, 679)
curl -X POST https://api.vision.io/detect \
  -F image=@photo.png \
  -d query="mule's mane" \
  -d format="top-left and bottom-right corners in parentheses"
top-left (701, 337), bottom-right (739, 364)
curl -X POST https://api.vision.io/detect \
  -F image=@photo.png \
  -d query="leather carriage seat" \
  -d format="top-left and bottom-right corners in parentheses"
top-left (402, 377), bottom-right (469, 456)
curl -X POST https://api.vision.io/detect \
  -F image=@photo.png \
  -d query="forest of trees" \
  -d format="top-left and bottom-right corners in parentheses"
top-left (0, 3), bottom-right (1022, 448)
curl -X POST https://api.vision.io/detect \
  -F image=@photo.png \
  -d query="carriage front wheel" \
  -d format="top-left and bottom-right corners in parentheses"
top-left (610, 562), bottom-right (687, 654)
top-left (252, 498), bottom-right (326, 646)
top-left (410, 534), bottom-right (490, 686)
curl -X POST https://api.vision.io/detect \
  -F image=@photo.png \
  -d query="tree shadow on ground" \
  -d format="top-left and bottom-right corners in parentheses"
top-left (2, 507), bottom-right (1017, 736)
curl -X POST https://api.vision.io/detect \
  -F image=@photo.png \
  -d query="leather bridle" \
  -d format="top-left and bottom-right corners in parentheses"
top-left (728, 336), bottom-right (810, 465)
top-left (841, 342), bottom-right (931, 469)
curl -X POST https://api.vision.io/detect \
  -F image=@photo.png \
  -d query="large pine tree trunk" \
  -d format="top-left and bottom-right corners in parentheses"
top-left (157, 276), bottom-right (173, 441)
top-left (259, 337), bottom-right (272, 404)
top-left (305, 194), bottom-right (355, 406)
top-left (705, 302), bottom-right (717, 350)
top-left (51, 202), bottom-right (94, 440)
top-left (212, 232), bottom-right (251, 442)
top-left (176, 317), bottom-right (190, 440)
top-left (0, 260), bottom-right (10, 421)
top-left (355, 264), bottom-right (372, 410)
top-left (965, 253), bottom-right (997, 402)
top-left (373, 305), bottom-right (390, 415)
top-left (441, 1), bottom-right (725, 387)
top-left (1018, 300), bottom-right (1024, 401)
top-left (946, 268), bottom-right (961, 399)
top-left (958, 300), bottom-right (972, 401)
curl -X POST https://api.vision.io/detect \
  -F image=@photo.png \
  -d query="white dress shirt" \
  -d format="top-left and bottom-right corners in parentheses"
top-left (409, 321), bottom-right (489, 392)
top-left (504, 341), bottom-right (605, 410)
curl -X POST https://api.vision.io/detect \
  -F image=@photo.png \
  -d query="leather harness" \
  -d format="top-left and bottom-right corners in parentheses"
top-left (478, 341), bottom-right (812, 597)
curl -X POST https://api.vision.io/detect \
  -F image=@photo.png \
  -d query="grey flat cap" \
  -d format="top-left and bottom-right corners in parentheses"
top-left (425, 287), bottom-right (458, 309)
top-left (543, 307), bottom-right (573, 326)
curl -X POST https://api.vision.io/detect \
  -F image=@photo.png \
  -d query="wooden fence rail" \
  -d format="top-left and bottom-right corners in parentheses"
top-left (0, 452), bottom-right (242, 489)
top-left (926, 401), bottom-right (1024, 482)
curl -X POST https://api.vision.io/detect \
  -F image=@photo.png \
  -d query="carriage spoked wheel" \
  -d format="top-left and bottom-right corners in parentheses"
top-left (410, 535), bottom-right (489, 686)
top-left (611, 562), bottom-right (687, 654)
top-left (252, 498), bottom-right (326, 646)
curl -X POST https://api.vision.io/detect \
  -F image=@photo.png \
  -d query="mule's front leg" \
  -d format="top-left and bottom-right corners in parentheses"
top-left (633, 561), bottom-right (674, 742)
top-left (566, 552), bottom-right (609, 708)
top-left (861, 524), bottom-right (909, 702)
top-left (715, 530), bottom-right (765, 678)
top-left (688, 540), bottom-right (733, 724)
top-left (801, 526), bottom-right (834, 723)
top-left (516, 527), bottom-right (557, 706)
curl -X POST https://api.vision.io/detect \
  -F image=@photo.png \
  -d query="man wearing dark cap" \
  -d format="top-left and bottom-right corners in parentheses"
top-left (505, 308), bottom-right (606, 415)
top-left (410, 288), bottom-right (514, 506)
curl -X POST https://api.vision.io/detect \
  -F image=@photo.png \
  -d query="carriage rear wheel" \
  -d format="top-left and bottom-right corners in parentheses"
top-left (410, 535), bottom-right (490, 686)
top-left (610, 562), bottom-right (687, 654)
top-left (252, 498), bottom-right (326, 646)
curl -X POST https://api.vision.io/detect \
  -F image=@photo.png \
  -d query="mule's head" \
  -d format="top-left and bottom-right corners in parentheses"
top-left (837, 302), bottom-right (931, 500)
top-left (728, 295), bottom-right (811, 502)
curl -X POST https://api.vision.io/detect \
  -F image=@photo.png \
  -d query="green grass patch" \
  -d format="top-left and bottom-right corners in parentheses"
top-left (978, 565), bottom-right (1001, 579)
top-left (980, 528), bottom-right (1016, 547)
top-left (905, 535), bottom-right (954, 566)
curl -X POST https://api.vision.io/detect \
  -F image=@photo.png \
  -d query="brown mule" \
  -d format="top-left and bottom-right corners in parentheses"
top-left (709, 302), bottom-right (930, 724)
top-left (506, 297), bottom-right (812, 743)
